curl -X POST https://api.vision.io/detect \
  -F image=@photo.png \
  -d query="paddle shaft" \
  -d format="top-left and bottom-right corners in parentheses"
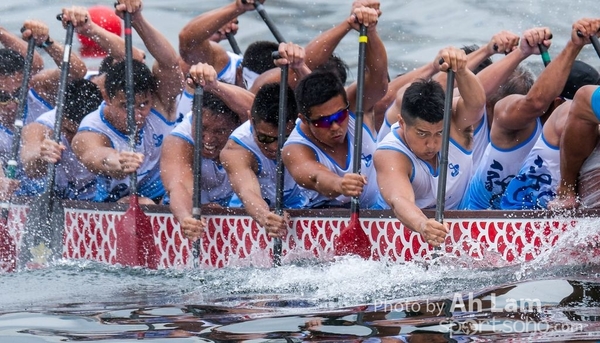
top-left (350, 24), bottom-right (368, 215)
top-left (242, 0), bottom-right (286, 43)
top-left (434, 70), bottom-right (455, 223)
top-left (538, 44), bottom-right (551, 67)
top-left (124, 12), bottom-right (138, 195)
top-left (45, 21), bottom-right (74, 195)
top-left (272, 51), bottom-right (288, 266)
top-left (226, 32), bottom-right (242, 55)
top-left (191, 86), bottom-right (204, 268)
top-left (577, 31), bottom-right (600, 58)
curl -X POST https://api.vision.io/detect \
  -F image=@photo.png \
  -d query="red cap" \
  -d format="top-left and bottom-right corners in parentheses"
top-left (77, 6), bottom-right (122, 58)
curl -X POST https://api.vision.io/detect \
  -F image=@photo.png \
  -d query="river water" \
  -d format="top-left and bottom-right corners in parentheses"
top-left (1, 0), bottom-right (600, 341)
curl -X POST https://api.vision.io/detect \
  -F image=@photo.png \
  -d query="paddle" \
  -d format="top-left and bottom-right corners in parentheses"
top-left (576, 30), bottom-right (600, 58)
top-left (432, 67), bottom-right (456, 257)
top-left (0, 35), bottom-right (35, 269)
top-left (225, 32), bottom-right (242, 56)
top-left (190, 85), bottom-right (204, 269)
top-left (334, 24), bottom-right (371, 259)
top-left (114, 11), bottom-right (157, 269)
top-left (242, 0), bottom-right (285, 43)
top-left (538, 44), bottom-right (551, 67)
top-left (271, 51), bottom-right (287, 267)
top-left (19, 16), bottom-right (75, 268)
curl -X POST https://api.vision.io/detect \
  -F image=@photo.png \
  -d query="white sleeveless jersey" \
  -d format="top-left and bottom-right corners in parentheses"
top-left (25, 88), bottom-right (53, 124)
top-left (376, 107), bottom-right (395, 143)
top-left (284, 113), bottom-right (379, 209)
top-left (227, 120), bottom-right (307, 209)
top-left (78, 103), bottom-right (178, 202)
top-left (169, 112), bottom-right (234, 206)
top-left (35, 109), bottom-right (97, 200)
top-left (375, 129), bottom-right (473, 210)
top-left (499, 132), bottom-right (560, 210)
top-left (471, 111), bottom-right (490, 170)
top-left (461, 119), bottom-right (542, 209)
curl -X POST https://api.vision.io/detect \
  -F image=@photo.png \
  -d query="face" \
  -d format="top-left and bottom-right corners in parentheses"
top-left (196, 109), bottom-right (239, 160)
top-left (253, 119), bottom-right (294, 160)
top-left (400, 117), bottom-right (443, 162)
top-left (303, 95), bottom-right (349, 147)
top-left (0, 73), bottom-right (24, 125)
top-left (106, 90), bottom-right (153, 132)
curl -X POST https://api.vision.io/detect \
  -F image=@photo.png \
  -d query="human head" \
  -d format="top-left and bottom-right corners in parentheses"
top-left (63, 79), bottom-right (103, 140)
top-left (560, 60), bottom-right (600, 100)
top-left (487, 66), bottom-right (534, 106)
top-left (104, 59), bottom-right (157, 99)
top-left (78, 6), bottom-right (122, 58)
top-left (313, 54), bottom-right (349, 85)
top-left (462, 44), bottom-right (492, 75)
top-left (200, 92), bottom-right (242, 160)
top-left (251, 82), bottom-right (297, 159)
top-left (295, 70), bottom-right (347, 119)
top-left (401, 79), bottom-right (445, 125)
top-left (241, 40), bottom-right (279, 89)
top-left (0, 49), bottom-right (25, 125)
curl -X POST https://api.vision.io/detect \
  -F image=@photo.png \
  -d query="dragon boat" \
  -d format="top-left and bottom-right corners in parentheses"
top-left (0, 198), bottom-right (598, 272)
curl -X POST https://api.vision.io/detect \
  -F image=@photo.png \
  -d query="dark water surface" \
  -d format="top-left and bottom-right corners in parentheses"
top-left (1, 0), bottom-right (600, 341)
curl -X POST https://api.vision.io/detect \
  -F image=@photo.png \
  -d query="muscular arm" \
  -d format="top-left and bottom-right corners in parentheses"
top-left (452, 68), bottom-right (486, 129)
top-left (206, 81), bottom-right (254, 121)
top-left (160, 135), bottom-right (194, 224)
top-left (20, 122), bottom-right (51, 179)
top-left (282, 143), bottom-right (345, 198)
top-left (220, 140), bottom-right (272, 227)
top-left (72, 131), bottom-right (128, 179)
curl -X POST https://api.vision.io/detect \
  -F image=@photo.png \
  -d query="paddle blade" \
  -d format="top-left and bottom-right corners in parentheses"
top-left (334, 212), bottom-right (371, 259)
top-left (115, 195), bottom-right (158, 269)
top-left (18, 194), bottom-right (65, 269)
top-left (0, 212), bottom-right (16, 272)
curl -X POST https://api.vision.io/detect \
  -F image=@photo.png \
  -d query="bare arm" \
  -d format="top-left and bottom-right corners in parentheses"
top-left (72, 131), bottom-right (141, 179)
top-left (20, 122), bottom-right (52, 178)
top-left (160, 135), bottom-right (194, 224)
top-left (220, 140), bottom-right (272, 226)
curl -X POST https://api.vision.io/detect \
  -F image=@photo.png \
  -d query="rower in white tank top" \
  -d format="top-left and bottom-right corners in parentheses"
top-left (35, 109), bottom-right (97, 200)
top-left (284, 112), bottom-right (379, 209)
top-left (168, 112), bottom-right (234, 207)
top-left (77, 103), bottom-right (178, 202)
top-left (375, 128), bottom-right (473, 210)
top-left (227, 120), bottom-right (308, 209)
top-left (499, 131), bottom-right (560, 210)
top-left (461, 118), bottom-right (542, 209)
top-left (471, 109), bottom-right (490, 170)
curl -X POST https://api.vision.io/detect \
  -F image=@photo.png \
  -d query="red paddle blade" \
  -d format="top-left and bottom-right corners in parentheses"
top-left (334, 212), bottom-right (371, 259)
top-left (115, 195), bottom-right (158, 269)
top-left (0, 215), bottom-right (15, 272)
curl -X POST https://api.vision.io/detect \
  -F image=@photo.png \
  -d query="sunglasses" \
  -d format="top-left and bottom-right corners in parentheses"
top-left (0, 87), bottom-right (22, 105)
top-left (307, 103), bottom-right (349, 128)
top-left (256, 132), bottom-right (290, 144)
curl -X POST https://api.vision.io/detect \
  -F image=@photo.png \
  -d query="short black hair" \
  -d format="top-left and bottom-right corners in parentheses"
top-left (401, 79), bottom-right (445, 125)
top-left (64, 79), bottom-right (103, 124)
top-left (104, 59), bottom-right (157, 99)
top-left (251, 82), bottom-right (297, 126)
top-left (203, 91), bottom-right (242, 127)
top-left (313, 54), bottom-right (349, 84)
top-left (0, 49), bottom-right (25, 75)
top-left (295, 70), bottom-right (347, 117)
top-left (241, 40), bottom-right (279, 74)
top-left (98, 55), bottom-right (116, 75)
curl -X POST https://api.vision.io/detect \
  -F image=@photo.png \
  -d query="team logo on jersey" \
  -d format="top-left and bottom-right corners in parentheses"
top-left (449, 163), bottom-right (460, 177)
top-left (153, 134), bottom-right (164, 147)
top-left (362, 153), bottom-right (373, 167)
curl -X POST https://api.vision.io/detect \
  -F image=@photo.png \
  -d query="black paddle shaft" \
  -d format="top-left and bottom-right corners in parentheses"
top-left (46, 20), bottom-right (75, 194)
top-left (191, 85), bottom-right (204, 268)
top-left (242, 0), bottom-right (286, 43)
top-left (272, 51), bottom-right (287, 267)
top-left (124, 12), bottom-right (138, 194)
top-left (350, 24), bottom-right (368, 214)
top-left (435, 70), bottom-right (455, 223)
top-left (226, 32), bottom-right (242, 55)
